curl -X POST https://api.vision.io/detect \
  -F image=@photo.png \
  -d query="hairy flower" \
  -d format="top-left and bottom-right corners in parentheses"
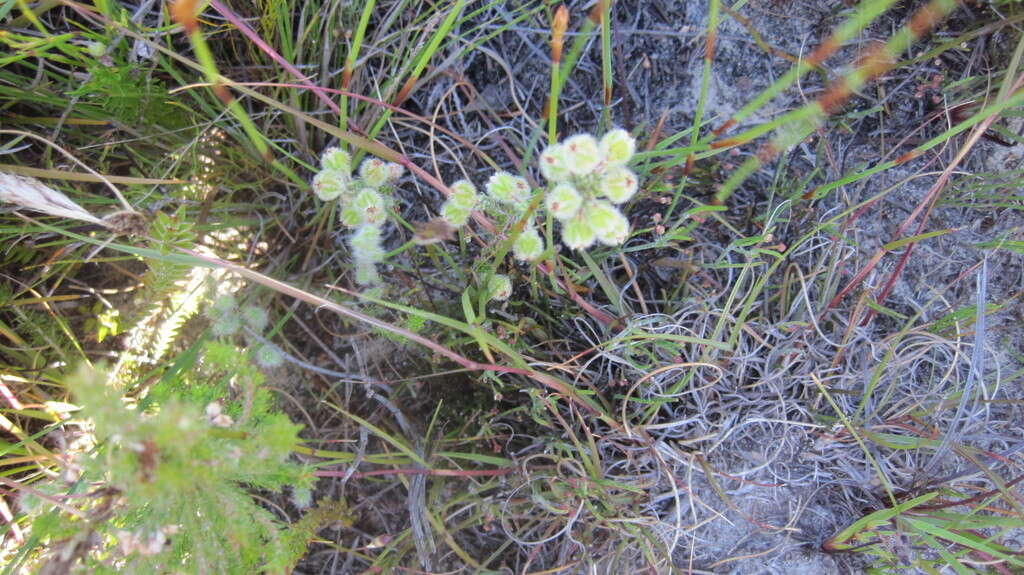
top-left (385, 162), bottom-right (405, 183)
top-left (485, 171), bottom-right (531, 210)
top-left (441, 201), bottom-right (471, 227)
top-left (563, 134), bottom-right (602, 175)
top-left (599, 129), bottom-right (636, 166)
top-left (210, 314), bottom-right (241, 337)
top-left (449, 179), bottom-right (479, 210)
top-left (359, 158), bottom-right (391, 189)
top-left (545, 183), bottom-right (583, 221)
top-left (561, 215), bottom-right (596, 250)
top-left (240, 306), bottom-right (268, 332)
top-left (487, 274), bottom-right (512, 301)
top-left (585, 200), bottom-right (630, 246)
top-left (539, 144), bottom-right (571, 182)
top-left (350, 223), bottom-right (385, 263)
top-left (321, 147), bottom-right (352, 174)
top-left (312, 170), bottom-right (349, 202)
top-left (513, 226), bottom-right (544, 262)
top-left (598, 166), bottom-right (639, 204)
top-left (254, 344), bottom-right (284, 368)
top-left (442, 180), bottom-right (479, 227)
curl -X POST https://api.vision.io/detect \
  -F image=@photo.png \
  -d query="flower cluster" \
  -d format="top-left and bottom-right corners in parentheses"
top-left (539, 130), bottom-right (638, 250)
top-left (312, 148), bottom-right (405, 285)
top-left (440, 171), bottom-right (545, 263)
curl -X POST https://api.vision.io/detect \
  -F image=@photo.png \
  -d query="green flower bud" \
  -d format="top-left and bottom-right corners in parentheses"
top-left (487, 274), bottom-right (512, 301)
top-left (449, 179), bottom-right (479, 210)
top-left (545, 183), bottom-right (583, 221)
top-left (321, 147), bottom-right (352, 173)
top-left (312, 170), bottom-right (349, 202)
top-left (598, 166), bottom-right (639, 204)
top-left (585, 200), bottom-right (630, 246)
top-left (485, 171), bottom-right (531, 210)
top-left (441, 200), bottom-right (472, 228)
top-left (563, 134), bottom-right (601, 176)
top-left (539, 144), bottom-right (571, 182)
top-left (359, 158), bottom-right (391, 189)
top-left (561, 215), bottom-right (596, 250)
top-left (350, 224), bottom-right (385, 263)
top-left (240, 306), bottom-right (269, 332)
top-left (599, 129), bottom-right (636, 166)
top-left (513, 226), bottom-right (544, 262)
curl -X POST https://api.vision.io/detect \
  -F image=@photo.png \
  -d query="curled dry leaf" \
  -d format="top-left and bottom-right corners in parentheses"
top-left (1, 172), bottom-right (147, 235)
top-left (1, 172), bottom-right (102, 225)
top-left (412, 217), bottom-right (457, 246)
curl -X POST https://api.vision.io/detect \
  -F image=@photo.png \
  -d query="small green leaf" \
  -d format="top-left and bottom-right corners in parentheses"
top-left (461, 289), bottom-right (477, 323)
top-left (883, 228), bottom-right (956, 251)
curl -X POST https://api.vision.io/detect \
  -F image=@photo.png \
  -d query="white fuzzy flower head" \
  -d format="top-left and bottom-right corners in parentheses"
top-left (359, 158), bottom-right (391, 189)
top-left (350, 223), bottom-right (385, 263)
top-left (513, 226), bottom-right (544, 262)
top-left (312, 170), bottom-right (349, 202)
top-left (255, 344), bottom-right (284, 368)
top-left (539, 144), bottom-right (571, 182)
top-left (545, 183), bottom-right (583, 221)
top-left (385, 162), bottom-right (405, 183)
top-left (598, 166), bottom-right (639, 204)
top-left (210, 314), bottom-right (240, 337)
top-left (355, 260), bottom-right (380, 286)
top-left (561, 215), bottom-right (596, 251)
top-left (442, 180), bottom-right (478, 227)
top-left (354, 188), bottom-right (389, 225)
top-left (487, 274), bottom-right (512, 302)
top-left (321, 147), bottom-right (352, 174)
top-left (599, 129), bottom-right (636, 166)
top-left (441, 200), bottom-right (472, 228)
top-left (563, 134), bottom-right (601, 176)
top-left (206, 293), bottom-right (239, 336)
top-left (240, 305), bottom-right (268, 332)
top-left (585, 200), bottom-right (630, 246)
top-left (486, 171), bottom-right (531, 210)
top-left (449, 179), bottom-right (479, 210)
top-left (206, 294), bottom-right (237, 318)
